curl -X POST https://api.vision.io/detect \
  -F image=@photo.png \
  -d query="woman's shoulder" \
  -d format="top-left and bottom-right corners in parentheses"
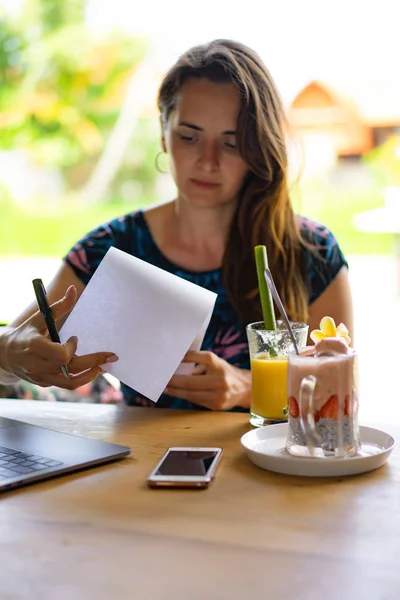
top-left (63, 209), bottom-right (149, 283)
top-left (296, 215), bottom-right (337, 246)
top-left (295, 215), bottom-right (349, 304)
top-left (296, 214), bottom-right (347, 260)
top-left (91, 208), bottom-right (146, 238)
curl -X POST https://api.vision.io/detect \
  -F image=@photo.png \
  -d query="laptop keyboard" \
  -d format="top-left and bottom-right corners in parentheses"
top-left (0, 445), bottom-right (63, 480)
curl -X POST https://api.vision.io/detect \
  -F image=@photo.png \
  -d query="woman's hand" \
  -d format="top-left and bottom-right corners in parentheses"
top-left (165, 350), bottom-right (251, 411)
top-left (0, 286), bottom-right (118, 390)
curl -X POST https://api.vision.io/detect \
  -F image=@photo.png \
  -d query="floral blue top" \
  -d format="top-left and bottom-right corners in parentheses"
top-left (64, 210), bottom-right (348, 411)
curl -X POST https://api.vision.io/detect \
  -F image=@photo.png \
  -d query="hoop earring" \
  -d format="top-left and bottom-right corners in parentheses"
top-left (155, 151), bottom-right (169, 174)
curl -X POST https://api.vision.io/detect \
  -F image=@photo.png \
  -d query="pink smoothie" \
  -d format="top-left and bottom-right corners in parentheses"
top-left (287, 338), bottom-right (356, 418)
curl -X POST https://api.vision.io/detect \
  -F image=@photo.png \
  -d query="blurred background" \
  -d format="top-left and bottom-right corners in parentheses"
top-left (1, 0), bottom-right (399, 420)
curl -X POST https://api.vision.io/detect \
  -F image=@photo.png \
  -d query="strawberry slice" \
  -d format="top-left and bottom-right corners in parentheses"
top-left (344, 394), bottom-right (351, 417)
top-left (320, 395), bottom-right (339, 419)
top-left (288, 396), bottom-right (299, 418)
top-left (314, 409), bottom-right (321, 423)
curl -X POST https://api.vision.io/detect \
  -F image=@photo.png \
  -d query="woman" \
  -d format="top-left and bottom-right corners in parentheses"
top-left (0, 39), bottom-right (353, 411)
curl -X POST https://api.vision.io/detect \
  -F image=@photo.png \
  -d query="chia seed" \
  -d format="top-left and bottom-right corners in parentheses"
top-left (288, 415), bottom-right (356, 453)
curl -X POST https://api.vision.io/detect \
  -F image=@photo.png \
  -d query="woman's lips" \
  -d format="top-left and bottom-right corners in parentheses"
top-left (190, 178), bottom-right (221, 189)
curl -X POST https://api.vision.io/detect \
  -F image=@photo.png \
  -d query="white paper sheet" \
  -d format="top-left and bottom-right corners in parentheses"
top-left (60, 247), bottom-right (217, 402)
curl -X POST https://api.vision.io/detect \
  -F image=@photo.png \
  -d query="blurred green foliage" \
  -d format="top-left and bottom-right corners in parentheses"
top-left (0, 197), bottom-right (135, 256)
top-left (363, 135), bottom-right (400, 186)
top-left (0, 0), bottom-right (160, 200)
top-left (291, 182), bottom-right (392, 256)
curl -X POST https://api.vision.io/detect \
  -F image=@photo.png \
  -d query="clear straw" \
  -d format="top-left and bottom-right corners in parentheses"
top-left (263, 267), bottom-right (300, 355)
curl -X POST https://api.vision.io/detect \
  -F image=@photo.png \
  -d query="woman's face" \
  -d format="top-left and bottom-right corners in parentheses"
top-left (163, 78), bottom-right (249, 209)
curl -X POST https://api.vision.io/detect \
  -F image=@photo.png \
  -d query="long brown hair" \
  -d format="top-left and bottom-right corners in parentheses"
top-left (157, 39), bottom-right (308, 326)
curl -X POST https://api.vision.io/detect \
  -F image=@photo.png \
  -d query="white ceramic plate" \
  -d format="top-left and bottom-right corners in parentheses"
top-left (240, 424), bottom-right (395, 477)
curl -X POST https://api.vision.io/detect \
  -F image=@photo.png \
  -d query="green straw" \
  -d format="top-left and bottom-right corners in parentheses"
top-left (255, 245), bottom-right (277, 330)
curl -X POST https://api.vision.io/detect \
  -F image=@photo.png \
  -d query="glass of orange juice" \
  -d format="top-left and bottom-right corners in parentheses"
top-left (246, 321), bottom-right (309, 427)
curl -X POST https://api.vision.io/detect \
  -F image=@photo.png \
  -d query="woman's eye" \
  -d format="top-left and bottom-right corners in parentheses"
top-left (179, 133), bottom-right (197, 144)
top-left (224, 141), bottom-right (238, 151)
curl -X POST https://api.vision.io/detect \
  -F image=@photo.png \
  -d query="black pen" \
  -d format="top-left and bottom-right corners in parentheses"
top-left (32, 278), bottom-right (69, 379)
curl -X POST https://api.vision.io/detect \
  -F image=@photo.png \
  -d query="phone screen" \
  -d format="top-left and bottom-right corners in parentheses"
top-left (154, 450), bottom-right (220, 477)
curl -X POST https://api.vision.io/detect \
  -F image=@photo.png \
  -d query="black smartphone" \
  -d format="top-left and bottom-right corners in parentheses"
top-left (147, 447), bottom-right (223, 489)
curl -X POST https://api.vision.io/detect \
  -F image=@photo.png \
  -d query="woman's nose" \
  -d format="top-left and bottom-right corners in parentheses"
top-left (198, 142), bottom-right (219, 171)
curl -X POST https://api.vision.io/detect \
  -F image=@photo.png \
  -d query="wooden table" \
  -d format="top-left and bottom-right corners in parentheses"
top-left (1, 400), bottom-right (399, 600)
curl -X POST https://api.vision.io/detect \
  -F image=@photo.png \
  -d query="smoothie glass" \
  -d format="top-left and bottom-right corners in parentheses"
top-left (286, 344), bottom-right (359, 458)
top-left (246, 321), bottom-right (309, 427)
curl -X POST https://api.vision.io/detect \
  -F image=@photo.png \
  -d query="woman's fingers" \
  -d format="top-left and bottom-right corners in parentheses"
top-left (64, 335), bottom-right (78, 362)
top-left (29, 344), bottom-right (118, 376)
top-left (35, 366), bottom-right (103, 390)
top-left (68, 352), bottom-right (118, 374)
top-left (30, 285), bottom-right (77, 334)
top-left (26, 333), bottom-right (72, 365)
top-left (52, 285), bottom-right (78, 321)
top-left (18, 332), bottom-right (116, 377)
top-left (3, 289), bottom-right (110, 390)
top-left (181, 351), bottom-right (215, 366)
top-left (164, 387), bottom-right (219, 409)
top-left (18, 357), bottom-right (61, 376)
top-left (167, 373), bottom-right (218, 392)
top-left (61, 366), bottom-right (103, 390)
top-left (192, 363), bottom-right (207, 375)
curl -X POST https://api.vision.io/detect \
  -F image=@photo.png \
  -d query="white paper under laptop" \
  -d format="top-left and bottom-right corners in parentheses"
top-left (60, 247), bottom-right (217, 402)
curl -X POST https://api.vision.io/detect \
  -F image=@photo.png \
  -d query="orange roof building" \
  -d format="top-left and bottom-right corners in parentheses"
top-left (288, 79), bottom-right (400, 158)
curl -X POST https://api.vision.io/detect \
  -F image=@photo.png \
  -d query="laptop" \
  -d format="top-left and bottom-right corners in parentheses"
top-left (0, 414), bottom-right (131, 492)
